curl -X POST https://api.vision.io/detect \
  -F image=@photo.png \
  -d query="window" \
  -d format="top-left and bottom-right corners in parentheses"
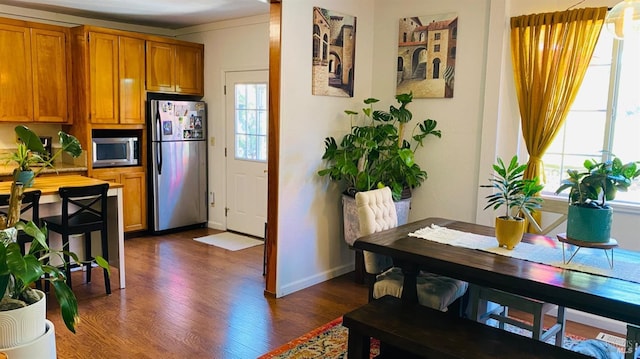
top-left (313, 25), bottom-right (320, 59)
top-left (434, 44), bottom-right (440, 52)
top-left (540, 29), bottom-right (640, 204)
top-left (235, 83), bottom-right (268, 162)
top-left (434, 33), bottom-right (441, 40)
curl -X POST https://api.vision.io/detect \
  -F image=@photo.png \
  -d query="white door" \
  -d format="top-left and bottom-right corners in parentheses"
top-left (225, 70), bottom-right (269, 238)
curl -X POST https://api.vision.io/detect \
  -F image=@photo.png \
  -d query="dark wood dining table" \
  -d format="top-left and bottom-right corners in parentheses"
top-left (353, 217), bottom-right (640, 358)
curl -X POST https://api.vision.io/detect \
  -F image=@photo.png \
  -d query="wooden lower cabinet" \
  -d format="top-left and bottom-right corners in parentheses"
top-left (93, 168), bottom-right (146, 232)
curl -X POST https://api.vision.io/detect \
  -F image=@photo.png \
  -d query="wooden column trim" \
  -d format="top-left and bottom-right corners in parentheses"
top-left (265, 0), bottom-right (281, 296)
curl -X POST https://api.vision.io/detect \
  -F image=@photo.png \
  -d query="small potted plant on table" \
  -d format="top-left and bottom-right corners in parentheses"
top-left (555, 156), bottom-right (640, 243)
top-left (481, 156), bottom-right (543, 249)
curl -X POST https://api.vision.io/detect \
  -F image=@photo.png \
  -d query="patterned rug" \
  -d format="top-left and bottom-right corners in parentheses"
top-left (258, 317), bottom-right (628, 359)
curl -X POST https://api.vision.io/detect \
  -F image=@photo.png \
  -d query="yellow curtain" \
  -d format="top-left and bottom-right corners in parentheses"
top-left (511, 7), bottom-right (607, 182)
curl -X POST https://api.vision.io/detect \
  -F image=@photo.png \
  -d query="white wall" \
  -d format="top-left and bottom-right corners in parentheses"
top-left (371, 0), bottom-right (492, 224)
top-left (276, 0), bottom-right (375, 296)
top-left (175, 16), bottom-right (270, 231)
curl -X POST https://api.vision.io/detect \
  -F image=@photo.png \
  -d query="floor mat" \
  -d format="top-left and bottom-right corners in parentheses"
top-left (193, 232), bottom-right (263, 251)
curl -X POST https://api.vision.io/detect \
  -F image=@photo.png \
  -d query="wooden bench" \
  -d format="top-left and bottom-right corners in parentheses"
top-left (342, 295), bottom-right (590, 359)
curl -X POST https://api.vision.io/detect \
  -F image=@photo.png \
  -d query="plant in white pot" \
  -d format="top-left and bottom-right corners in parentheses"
top-left (555, 156), bottom-right (640, 243)
top-left (0, 125), bottom-right (110, 357)
top-left (318, 92), bottom-right (442, 247)
top-left (481, 156), bottom-right (543, 249)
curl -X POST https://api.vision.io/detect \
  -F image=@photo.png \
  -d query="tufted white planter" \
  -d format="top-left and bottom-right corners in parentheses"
top-left (0, 290), bottom-right (46, 349)
top-left (342, 194), bottom-right (410, 246)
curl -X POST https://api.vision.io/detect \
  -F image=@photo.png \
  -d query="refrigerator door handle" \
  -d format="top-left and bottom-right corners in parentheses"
top-left (156, 102), bottom-right (163, 174)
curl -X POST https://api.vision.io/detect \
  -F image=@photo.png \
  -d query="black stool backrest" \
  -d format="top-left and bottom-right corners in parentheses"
top-left (0, 189), bottom-right (42, 225)
top-left (58, 183), bottom-right (109, 226)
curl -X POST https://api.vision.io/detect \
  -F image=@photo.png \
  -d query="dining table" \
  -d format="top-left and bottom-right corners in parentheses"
top-left (0, 175), bottom-right (126, 289)
top-left (353, 217), bottom-right (640, 358)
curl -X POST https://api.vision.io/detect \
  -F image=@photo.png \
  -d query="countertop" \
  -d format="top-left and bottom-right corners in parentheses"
top-left (0, 163), bottom-right (87, 177)
top-left (0, 175), bottom-right (122, 196)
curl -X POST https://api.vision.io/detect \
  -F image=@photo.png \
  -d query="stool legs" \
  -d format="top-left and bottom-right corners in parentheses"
top-left (100, 227), bottom-right (111, 295)
top-left (85, 232), bottom-right (92, 283)
top-left (62, 233), bottom-right (72, 290)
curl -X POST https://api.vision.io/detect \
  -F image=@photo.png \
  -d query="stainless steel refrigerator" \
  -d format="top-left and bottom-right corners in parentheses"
top-left (149, 99), bottom-right (207, 232)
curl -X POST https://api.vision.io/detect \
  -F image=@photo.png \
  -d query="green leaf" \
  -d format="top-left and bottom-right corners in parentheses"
top-left (15, 125), bottom-right (46, 154)
top-left (344, 110), bottom-right (358, 115)
top-left (363, 98), bottom-right (379, 105)
top-left (51, 280), bottom-right (79, 333)
top-left (58, 131), bottom-right (82, 158)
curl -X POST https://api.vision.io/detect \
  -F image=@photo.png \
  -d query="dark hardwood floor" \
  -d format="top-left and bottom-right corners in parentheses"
top-left (45, 227), bottom-right (617, 358)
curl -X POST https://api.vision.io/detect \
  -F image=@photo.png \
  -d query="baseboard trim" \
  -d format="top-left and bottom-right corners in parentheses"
top-left (565, 308), bottom-right (626, 335)
top-left (276, 263), bottom-right (354, 298)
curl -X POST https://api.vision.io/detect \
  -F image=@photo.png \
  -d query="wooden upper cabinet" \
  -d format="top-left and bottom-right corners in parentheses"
top-left (146, 40), bottom-right (204, 96)
top-left (31, 28), bottom-right (69, 123)
top-left (175, 44), bottom-right (204, 95)
top-left (89, 32), bottom-right (119, 124)
top-left (146, 41), bottom-right (175, 93)
top-left (119, 36), bottom-right (145, 124)
top-left (0, 23), bottom-right (33, 122)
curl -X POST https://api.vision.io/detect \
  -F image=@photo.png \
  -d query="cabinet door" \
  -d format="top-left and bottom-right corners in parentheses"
top-left (31, 28), bottom-right (69, 123)
top-left (121, 171), bottom-right (147, 232)
top-left (92, 172), bottom-right (120, 184)
top-left (89, 32), bottom-right (119, 124)
top-left (119, 36), bottom-right (145, 124)
top-left (175, 44), bottom-right (203, 95)
top-left (0, 23), bottom-right (33, 122)
top-left (146, 41), bottom-right (175, 92)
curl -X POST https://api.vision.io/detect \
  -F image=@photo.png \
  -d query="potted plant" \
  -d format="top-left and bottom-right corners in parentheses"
top-left (481, 156), bottom-right (543, 249)
top-left (318, 92), bottom-right (441, 201)
top-left (0, 125), bottom-right (109, 356)
top-left (555, 156), bottom-right (640, 243)
top-left (318, 92), bottom-right (441, 249)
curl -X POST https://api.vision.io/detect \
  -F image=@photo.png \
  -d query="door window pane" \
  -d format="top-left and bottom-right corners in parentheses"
top-left (235, 83), bottom-right (268, 162)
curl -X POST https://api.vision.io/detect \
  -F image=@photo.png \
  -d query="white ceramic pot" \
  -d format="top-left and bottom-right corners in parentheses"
top-left (0, 320), bottom-right (56, 359)
top-left (0, 290), bottom-right (46, 349)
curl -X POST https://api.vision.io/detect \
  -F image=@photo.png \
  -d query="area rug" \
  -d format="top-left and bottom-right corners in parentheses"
top-left (258, 317), bottom-right (627, 359)
top-left (193, 232), bottom-right (263, 251)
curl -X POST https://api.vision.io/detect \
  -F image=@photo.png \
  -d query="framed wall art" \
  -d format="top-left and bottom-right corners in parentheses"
top-left (312, 7), bottom-right (357, 97)
top-left (397, 13), bottom-right (458, 98)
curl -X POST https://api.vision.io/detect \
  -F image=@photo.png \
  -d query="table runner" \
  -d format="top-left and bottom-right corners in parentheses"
top-left (409, 224), bottom-right (640, 284)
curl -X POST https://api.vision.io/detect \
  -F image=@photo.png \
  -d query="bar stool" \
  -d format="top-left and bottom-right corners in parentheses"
top-left (0, 190), bottom-right (46, 291)
top-left (0, 190), bottom-right (42, 254)
top-left (41, 183), bottom-right (111, 295)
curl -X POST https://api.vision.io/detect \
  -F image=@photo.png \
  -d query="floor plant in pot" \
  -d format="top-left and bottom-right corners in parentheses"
top-left (481, 156), bottom-right (543, 249)
top-left (0, 125), bottom-right (109, 357)
top-left (555, 156), bottom-right (640, 243)
top-left (318, 92), bottom-right (441, 201)
top-left (318, 92), bottom-right (442, 245)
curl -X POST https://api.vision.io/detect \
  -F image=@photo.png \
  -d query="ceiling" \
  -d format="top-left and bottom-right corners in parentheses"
top-left (0, 0), bottom-right (270, 29)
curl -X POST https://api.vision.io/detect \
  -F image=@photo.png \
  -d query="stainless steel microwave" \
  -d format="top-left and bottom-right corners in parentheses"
top-left (92, 137), bottom-right (140, 168)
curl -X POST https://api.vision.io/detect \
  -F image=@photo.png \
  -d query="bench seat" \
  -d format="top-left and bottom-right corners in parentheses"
top-left (342, 295), bottom-right (590, 359)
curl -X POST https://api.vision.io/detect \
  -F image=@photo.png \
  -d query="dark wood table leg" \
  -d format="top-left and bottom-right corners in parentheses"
top-left (347, 329), bottom-right (370, 359)
top-left (399, 261), bottom-right (419, 305)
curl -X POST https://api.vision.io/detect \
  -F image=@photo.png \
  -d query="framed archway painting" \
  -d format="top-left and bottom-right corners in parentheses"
top-left (397, 13), bottom-right (458, 98)
top-left (312, 7), bottom-right (357, 97)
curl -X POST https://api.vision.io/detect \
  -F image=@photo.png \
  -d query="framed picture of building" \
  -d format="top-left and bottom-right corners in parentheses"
top-left (312, 7), bottom-right (357, 97)
top-left (397, 13), bottom-right (458, 98)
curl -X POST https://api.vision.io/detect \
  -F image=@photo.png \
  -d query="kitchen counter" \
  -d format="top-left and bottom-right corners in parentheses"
top-left (0, 163), bottom-right (87, 177)
top-left (0, 175), bottom-right (126, 289)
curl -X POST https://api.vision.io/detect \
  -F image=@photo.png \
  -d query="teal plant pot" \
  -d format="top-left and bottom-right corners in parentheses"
top-left (15, 170), bottom-right (34, 188)
top-left (566, 205), bottom-right (612, 243)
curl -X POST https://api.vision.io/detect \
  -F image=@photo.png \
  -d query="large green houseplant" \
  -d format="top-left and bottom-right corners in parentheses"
top-left (318, 92), bottom-right (441, 200)
top-left (0, 125), bottom-right (109, 335)
top-left (481, 156), bottom-right (543, 249)
top-left (555, 156), bottom-right (640, 242)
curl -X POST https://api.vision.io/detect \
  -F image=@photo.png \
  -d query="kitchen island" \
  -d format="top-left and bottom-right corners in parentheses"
top-left (0, 175), bottom-right (126, 289)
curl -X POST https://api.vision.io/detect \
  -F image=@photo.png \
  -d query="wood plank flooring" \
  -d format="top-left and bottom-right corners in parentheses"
top-left (45, 227), bottom-right (617, 358)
